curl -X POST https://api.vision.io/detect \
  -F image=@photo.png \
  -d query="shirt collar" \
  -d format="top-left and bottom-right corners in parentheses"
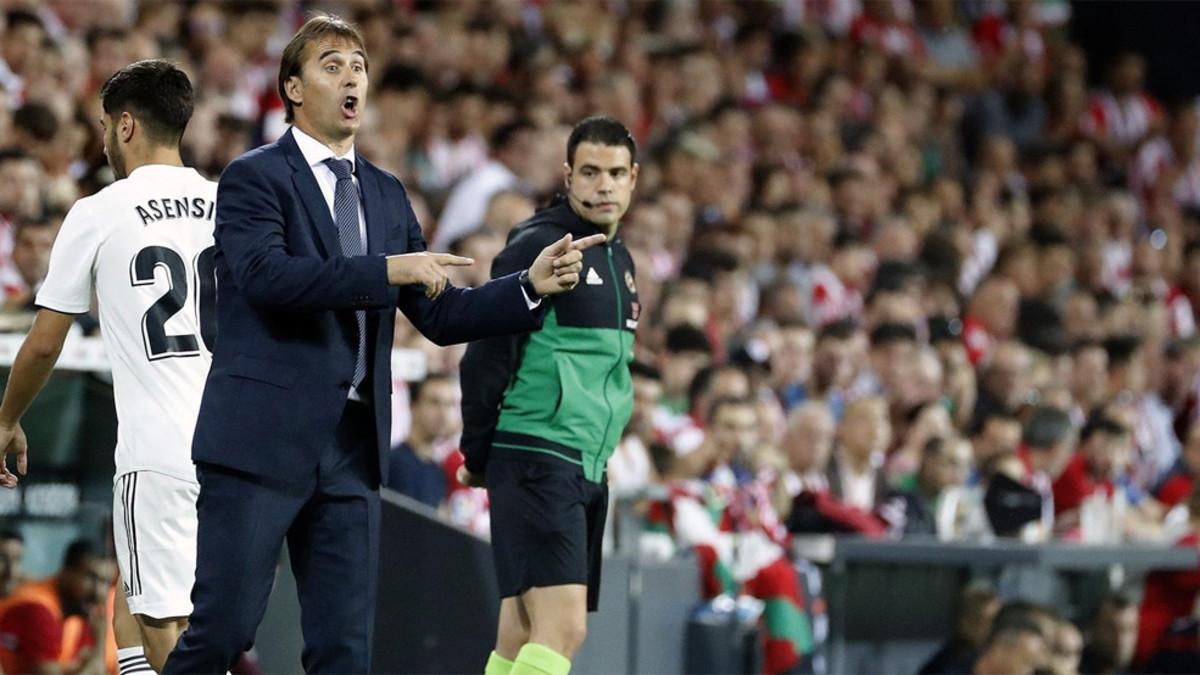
top-left (291, 125), bottom-right (356, 173)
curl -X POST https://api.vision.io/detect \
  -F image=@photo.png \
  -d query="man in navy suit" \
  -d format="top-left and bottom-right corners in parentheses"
top-left (163, 14), bottom-right (602, 674)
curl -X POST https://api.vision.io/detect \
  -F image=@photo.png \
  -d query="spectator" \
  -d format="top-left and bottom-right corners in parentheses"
top-left (1131, 100), bottom-right (1200, 213)
top-left (2, 216), bottom-right (57, 311)
top-left (385, 374), bottom-right (462, 509)
top-left (1049, 616), bottom-right (1084, 675)
top-left (829, 396), bottom-right (891, 513)
top-left (1082, 52), bottom-right (1161, 166)
top-left (0, 148), bottom-right (43, 259)
top-left (780, 399), bottom-right (886, 535)
top-left (0, 539), bottom-right (115, 675)
top-left (963, 276), bottom-right (1020, 366)
top-left (880, 435), bottom-right (971, 537)
top-left (811, 319), bottom-right (859, 418)
top-left (1052, 415), bottom-right (1132, 525)
top-left (1071, 339), bottom-right (1110, 420)
top-left (1020, 406), bottom-right (1077, 535)
top-left (770, 320), bottom-right (814, 411)
top-left (432, 118), bottom-right (538, 250)
top-left (1081, 592), bottom-right (1140, 675)
top-left (972, 619), bottom-right (1048, 675)
top-left (656, 324), bottom-right (712, 416)
top-left (481, 189), bottom-right (535, 239)
top-left (1135, 484), bottom-right (1200, 666)
top-left (609, 361), bottom-right (662, 497)
top-left (920, 584), bottom-right (1000, 674)
top-left (648, 396), bottom-right (809, 674)
top-left (0, 529), bottom-right (23, 599)
top-left (972, 341), bottom-right (1032, 431)
top-left (1155, 423), bottom-right (1200, 508)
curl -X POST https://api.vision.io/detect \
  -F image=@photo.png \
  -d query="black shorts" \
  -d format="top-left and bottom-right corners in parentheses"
top-left (486, 456), bottom-right (608, 611)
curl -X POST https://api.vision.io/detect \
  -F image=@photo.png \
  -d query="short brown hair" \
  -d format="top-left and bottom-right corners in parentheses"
top-left (277, 13), bottom-right (367, 124)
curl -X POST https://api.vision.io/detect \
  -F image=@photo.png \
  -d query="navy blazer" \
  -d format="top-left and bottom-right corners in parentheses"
top-left (192, 128), bottom-right (541, 483)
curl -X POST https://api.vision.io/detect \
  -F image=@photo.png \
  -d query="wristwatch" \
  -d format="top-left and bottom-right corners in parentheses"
top-left (518, 269), bottom-right (544, 299)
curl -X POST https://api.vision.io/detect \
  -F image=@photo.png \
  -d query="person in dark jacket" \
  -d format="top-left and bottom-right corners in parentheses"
top-left (458, 116), bottom-right (639, 675)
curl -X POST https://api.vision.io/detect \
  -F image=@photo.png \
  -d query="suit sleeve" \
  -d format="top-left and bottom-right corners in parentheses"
top-left (458, 228), bottom-right (550, 474)
top-left (394, 179), bottom-right (544, 346)
top-left (215, 157), bottom-right (391, 311)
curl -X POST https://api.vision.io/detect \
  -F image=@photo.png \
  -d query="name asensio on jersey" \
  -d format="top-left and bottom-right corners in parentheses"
top-left (135, 196), bottom-right (216, 226)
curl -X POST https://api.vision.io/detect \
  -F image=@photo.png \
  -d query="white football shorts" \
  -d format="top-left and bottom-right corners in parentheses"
top-left (112, 471), bottom-right (199, 619)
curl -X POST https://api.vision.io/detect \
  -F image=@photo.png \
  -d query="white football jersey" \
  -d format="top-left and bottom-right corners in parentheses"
top-left (37, 164), bottom-right (218, 482)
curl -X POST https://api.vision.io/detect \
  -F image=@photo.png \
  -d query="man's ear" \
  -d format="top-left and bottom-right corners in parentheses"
top-left (562, 162), bottom-right (571, 190)
top-left (285, 75), bottom-right (303, 110)
top-left (120, 111), bottom-right (135, 143)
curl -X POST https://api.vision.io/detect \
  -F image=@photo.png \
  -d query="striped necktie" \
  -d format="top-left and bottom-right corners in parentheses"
top-left (323, 158), bottom-right (368, 391)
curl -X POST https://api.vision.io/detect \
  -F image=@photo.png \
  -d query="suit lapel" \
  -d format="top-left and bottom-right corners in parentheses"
top-left (358, 161), bottom-right (388, 255)
top-left (281, 129), bottom-right (341, 257)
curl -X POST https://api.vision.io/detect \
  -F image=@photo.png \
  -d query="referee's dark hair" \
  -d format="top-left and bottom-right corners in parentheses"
top-left (100, 59), bottom-right (194, 146)
top-left (567, 116), bottom-right (637, 168)
top-left (278, 13), bottom-right (367, 124)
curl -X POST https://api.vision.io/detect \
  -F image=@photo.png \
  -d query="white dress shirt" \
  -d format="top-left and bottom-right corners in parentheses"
top-left (292, 125), bottom-right (367, 251)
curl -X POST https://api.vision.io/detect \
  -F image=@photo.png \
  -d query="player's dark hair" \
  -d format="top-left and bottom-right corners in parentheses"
top-left (100, 59), bottom-right (194, 146)
top-left (278, 13), bottom-right (367, 124)
top-left (567, 116), bottom-right (636, 168)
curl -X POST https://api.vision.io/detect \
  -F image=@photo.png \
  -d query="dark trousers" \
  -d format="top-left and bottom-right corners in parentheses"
top-left (163, 401), bottom-right (380, 674)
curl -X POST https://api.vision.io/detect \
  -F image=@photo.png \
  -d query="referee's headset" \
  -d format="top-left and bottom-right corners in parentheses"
top-left (566, 176), bottom-right (598, 209)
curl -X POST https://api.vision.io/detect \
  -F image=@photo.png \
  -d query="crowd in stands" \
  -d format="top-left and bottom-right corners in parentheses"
top-left (8, 0), bottom-right (1200, 672)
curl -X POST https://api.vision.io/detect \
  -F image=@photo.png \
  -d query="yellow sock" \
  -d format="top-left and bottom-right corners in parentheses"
top-left (510, 642), bottom-right (571, 675)
top-left (485, 650), bottom-right (515, 675)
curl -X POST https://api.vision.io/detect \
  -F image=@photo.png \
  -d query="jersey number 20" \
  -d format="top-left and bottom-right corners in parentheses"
top-left (130, 245), bottom-right (217, 360)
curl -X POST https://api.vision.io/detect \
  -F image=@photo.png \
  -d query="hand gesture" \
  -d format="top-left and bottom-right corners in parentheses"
top-left (0, 423), bottom-right (26, 488)
top-left (386, 252), bottom-right (475, 300)
top-left (528, 234), bottom-right (607, 296)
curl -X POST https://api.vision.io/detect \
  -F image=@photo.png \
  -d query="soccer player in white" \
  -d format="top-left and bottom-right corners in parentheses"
top-left (0, 60), bottom-right (216, 674)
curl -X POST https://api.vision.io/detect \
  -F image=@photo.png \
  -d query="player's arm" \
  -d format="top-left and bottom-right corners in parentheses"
top-left (0, 310), bottom-right (74, 487)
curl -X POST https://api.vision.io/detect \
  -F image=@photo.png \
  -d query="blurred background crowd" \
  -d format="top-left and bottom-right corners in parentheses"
top-left (7, 0), bottom-right (1200, 672)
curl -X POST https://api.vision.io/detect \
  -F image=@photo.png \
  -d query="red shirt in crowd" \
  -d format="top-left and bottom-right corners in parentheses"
top-left (1136, 532), bottom-right (1200, 666)
top-left (1051, 452), bottom-right (1114, 517)
top-left (1155, 468), bottom-right (1195, 509)
top-left (0, 578), bottom-right (99, 674)
top-left (961, 315), bottom-right (993, 366)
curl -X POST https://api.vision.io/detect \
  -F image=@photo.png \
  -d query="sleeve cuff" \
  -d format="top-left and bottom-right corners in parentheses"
top-left (520, 286), bottom-right (542, 310)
